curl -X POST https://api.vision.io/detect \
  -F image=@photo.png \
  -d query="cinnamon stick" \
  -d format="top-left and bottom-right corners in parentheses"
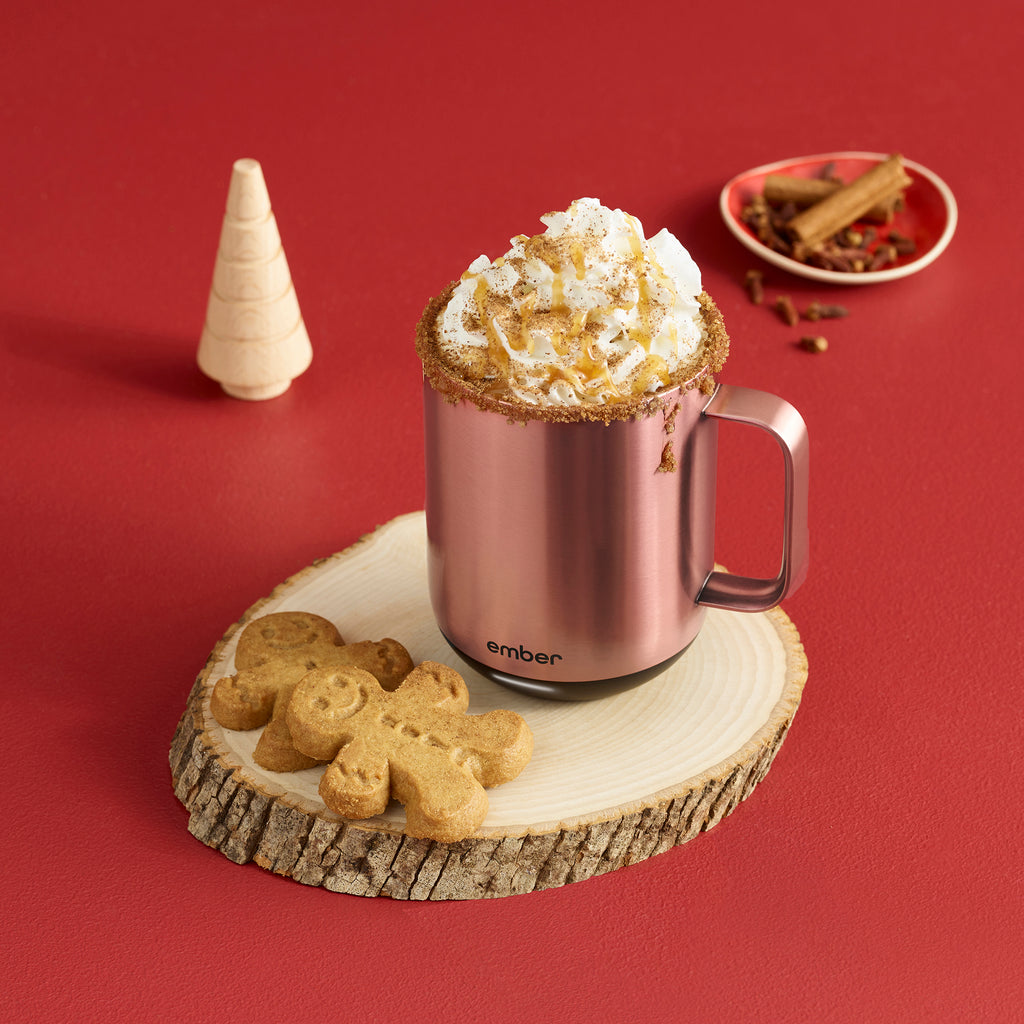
top-left (787, 155), bottom-right (912, 256)
top-left (764, 174), bottom-right (900, 223)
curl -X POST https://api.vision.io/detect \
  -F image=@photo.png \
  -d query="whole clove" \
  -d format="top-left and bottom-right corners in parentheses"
top-left (800, 335), bottom-right (829, 353)
top-left (888, 229), bottom-right (917, 255)
top-left (774, 295), bottom-right (799, 326)
top-left (869, 243), bottom-right (898, 271)
top-left (744, 269), bottom-right (765, 304)
top-left (803, 302), bottom-right (849, 321)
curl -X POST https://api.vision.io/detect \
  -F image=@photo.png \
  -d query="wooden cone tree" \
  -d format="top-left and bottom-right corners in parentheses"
top-left (197, 158), bottom-right (312, 400)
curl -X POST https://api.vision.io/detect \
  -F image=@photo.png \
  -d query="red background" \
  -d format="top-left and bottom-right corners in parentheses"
top-left (3, 1), bottom-right (1021, 1021)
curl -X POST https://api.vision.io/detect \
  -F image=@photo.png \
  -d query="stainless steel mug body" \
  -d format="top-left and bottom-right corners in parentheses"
top-left (423, 378), bottom-right (808, 700)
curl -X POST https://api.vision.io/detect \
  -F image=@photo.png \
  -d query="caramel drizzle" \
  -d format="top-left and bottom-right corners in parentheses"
top-left (620, 216), bottom-right (685, 381)
top-left (515, 290), bottom-right (539, 353)
top-left (631, 353), bottom-right (672, 393)
top-left (464, 218), bottom-right (679, 403)
top-left (567, 309), bottom-right (589, 342)
top-left (570, 240), bottom-right (586, 281)
top-left (543, 361), bottom-right (620, 399)
top-left (473, 275), bottom-right (509, 377)
top-left (624, 215), bottom-right (654, 352)
top-left (573, 332), bottom-right (620, 399)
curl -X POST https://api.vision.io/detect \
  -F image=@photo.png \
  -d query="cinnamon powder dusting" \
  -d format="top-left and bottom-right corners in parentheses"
top-left (416, 285), bottom-right (730, 425)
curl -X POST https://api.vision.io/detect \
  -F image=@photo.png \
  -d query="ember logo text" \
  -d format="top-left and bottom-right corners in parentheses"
top-left (486, 642), bottom-right (563, 665)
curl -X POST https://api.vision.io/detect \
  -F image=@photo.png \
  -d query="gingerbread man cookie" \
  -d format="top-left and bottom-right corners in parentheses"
top-left (287, 660), bottom-right (534, 843)
top-left (209, 611), bottom-right (414, 772)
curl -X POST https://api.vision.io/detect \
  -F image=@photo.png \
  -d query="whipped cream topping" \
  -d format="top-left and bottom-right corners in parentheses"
top-left (435, 198), bottom-right (708, 406)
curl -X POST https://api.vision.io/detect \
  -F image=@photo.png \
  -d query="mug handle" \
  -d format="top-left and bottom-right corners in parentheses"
top-left (696, 384), bottom-right (809, 612)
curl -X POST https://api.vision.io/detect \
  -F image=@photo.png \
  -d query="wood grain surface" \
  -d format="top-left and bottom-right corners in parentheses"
top-left (170, 512), bottom-right (808, 899)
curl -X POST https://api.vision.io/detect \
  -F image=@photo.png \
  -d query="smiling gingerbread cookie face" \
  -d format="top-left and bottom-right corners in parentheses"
top-left (211, 612), bottom-right (346, 732)
top-left (286, 661), bottom-right (534, 843)
top-left (240, 611), bottom-right (343, 663)
top-left (208, 611), bottom-right (415, 772)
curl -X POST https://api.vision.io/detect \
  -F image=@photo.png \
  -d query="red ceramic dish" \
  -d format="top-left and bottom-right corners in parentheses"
top-left (719, 151), bottom-right (957, 284)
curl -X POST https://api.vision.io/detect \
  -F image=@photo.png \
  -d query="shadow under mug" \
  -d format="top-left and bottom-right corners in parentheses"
top-left (423, 376), bottom-right (809, 700)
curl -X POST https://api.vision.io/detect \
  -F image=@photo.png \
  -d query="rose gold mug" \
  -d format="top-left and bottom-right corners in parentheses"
top-left (423, 375), bottom-right (808, 700)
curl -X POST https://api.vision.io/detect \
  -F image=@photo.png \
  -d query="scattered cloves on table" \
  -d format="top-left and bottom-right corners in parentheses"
top-left (800, 335), bottom-right (829, 353)
top-left (741, 271), bottom-right (844, 354)
top-left (744, 268), bottom-right (764, 305)
top-left (774, 295), bottom-right (799, 326)
top-left (803, 301), bottom-right (848, 321)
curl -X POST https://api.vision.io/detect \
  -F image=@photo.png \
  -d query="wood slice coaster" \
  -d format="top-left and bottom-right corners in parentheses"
top-left (170, 511), bottom-right (808, 900)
